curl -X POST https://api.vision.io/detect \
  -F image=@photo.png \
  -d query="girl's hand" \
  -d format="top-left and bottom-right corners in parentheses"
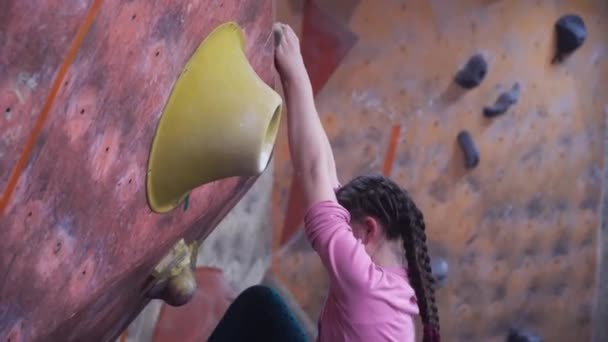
top-left (273, 22), bottom-right (307, 85)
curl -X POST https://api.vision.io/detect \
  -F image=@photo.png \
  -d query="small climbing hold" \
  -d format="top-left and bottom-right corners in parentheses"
top-left (164, 267), bottom-right (197, 306)
top-left (484, 83), bottom-right (520, 118)
top-left (457, 130), bottom-right (479, 169)
top-left (454, 53), bottom-right (488, 89)
top-left (431, 257), bottom-right (448, 288)
top-left (507, 328), bottom-right (543, 342)
top-left (553, 14), bottom-right (586, 64)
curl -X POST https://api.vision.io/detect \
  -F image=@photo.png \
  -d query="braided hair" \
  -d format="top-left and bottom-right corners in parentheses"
top-left (336, 173), bottom-right (440, 342)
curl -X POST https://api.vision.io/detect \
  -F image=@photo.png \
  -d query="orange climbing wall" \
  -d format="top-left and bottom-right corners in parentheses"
top-left (0, 1), bottom-right (275, 341)
top-left (272, 1), bottom-right (608, 341)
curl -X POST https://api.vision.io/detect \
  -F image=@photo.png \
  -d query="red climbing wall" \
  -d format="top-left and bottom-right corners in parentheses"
top-left (0, 1), bottom-right (275, 341)
top-left (271, 1), bottom-right (608, 341)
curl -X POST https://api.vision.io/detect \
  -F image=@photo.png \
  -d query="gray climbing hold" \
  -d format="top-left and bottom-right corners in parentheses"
top-left (553, 14), bottom-right (587, 64)
top-left (431, 257), bottom-right (448, 287)
top-left (483, 83), bottom-right (520, 118)
top-left (457, 130), bottom-right (480, 169)
top-left (454, 53), bottom-right (488, 89)
top-left (507, 328), bottom-right (543, 342)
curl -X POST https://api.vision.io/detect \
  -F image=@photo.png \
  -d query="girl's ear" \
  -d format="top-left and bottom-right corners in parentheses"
top-left (362, 216), bottom-right (380, 244)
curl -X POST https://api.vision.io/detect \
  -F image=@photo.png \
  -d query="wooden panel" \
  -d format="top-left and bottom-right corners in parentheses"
top-left (0, 0), bottom-right (275, 341)
top-left (273, 0), bottom-right (607, 341)
top-left (0, 0), bottom-right (93, 193)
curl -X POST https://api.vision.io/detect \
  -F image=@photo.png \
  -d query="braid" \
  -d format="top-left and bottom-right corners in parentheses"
top-left (337, 173), bottom-right (440, 342)
top-left (405, 204), bottom-right (440, 342)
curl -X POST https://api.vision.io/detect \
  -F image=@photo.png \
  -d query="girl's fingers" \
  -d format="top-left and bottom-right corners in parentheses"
top-left (273, 22), bottom-right (288, 47)
top-left (273, 25), bottom-right (284, 48)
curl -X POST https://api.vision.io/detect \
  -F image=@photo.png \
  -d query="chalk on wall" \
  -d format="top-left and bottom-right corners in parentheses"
top-left (483, 83), bottom-right (521, 118)
top-left (553, 14), bottom-right (587, 64)
top-left (454, 54), bottom-right (488, 89)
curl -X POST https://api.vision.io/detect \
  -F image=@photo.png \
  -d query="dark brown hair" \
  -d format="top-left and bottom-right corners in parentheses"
top-left (336, 173), bottom-right (440, 342)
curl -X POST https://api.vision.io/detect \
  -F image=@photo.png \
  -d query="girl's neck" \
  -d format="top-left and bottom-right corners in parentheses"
top-left (370, 239), bottom-right (404, 269)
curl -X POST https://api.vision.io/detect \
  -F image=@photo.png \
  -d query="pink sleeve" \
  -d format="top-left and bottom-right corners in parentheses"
top-left (304, 200), bottom-right (377, 293)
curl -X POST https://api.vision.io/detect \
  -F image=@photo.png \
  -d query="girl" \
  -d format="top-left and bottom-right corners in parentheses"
top-left (209, 23), bottom-right (440, 342)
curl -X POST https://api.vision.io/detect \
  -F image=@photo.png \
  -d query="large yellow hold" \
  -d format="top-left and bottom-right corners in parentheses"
top-left (147, 22), bottom-right (282, 213)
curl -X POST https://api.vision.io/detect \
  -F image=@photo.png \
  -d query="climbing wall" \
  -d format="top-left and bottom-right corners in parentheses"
top-left (0, 1), bottom-right (275, 341)
top-left (272, 1), bottom-right (608, 341)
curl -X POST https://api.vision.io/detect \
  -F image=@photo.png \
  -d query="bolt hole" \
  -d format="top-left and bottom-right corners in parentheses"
top-left (128, 179), bottom-right (132, 184)
top-left (131, 14), bottom-right (137, 20)
top-left (64, 81), bottom-right (69, 86)
top-left (5, 107), bottom-right (11, 113)
top-left (105, 146), bottom-right (109, 152)
top-left (82, 270), bottom-right (86, 275)
top-left (155, 51), bottom-right (160, 57)
top-left (27, 212), bottom-right (32, 217)
top-left (80, 109), bottom-right (85, 114)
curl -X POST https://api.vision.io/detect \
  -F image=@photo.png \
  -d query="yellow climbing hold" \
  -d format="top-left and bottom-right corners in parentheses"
top-left (146, 22), bottom-right (282, 213)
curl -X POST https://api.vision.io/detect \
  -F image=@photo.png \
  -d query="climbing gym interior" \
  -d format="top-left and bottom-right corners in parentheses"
top-left (1, 0), bottom-right (606, 341)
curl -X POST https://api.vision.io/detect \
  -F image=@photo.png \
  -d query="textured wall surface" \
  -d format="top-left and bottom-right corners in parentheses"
top-left (195, 162), bottom-right (274, 294)
top-left (272, 1), bottom-right (608, 341)
top-left (122, 164), bottom-right (274, 342)
top-left (0, 1), bottom-right (275, 341)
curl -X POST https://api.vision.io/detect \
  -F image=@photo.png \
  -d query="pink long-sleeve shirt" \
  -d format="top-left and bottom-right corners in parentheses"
top-left (304, 200), bottom-right (419, 342)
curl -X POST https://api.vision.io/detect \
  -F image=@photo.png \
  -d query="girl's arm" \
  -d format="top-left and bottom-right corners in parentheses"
top-left (275, 24), bottom-right (385, 294)
top-left (274, 23), bottom-right (339, 208)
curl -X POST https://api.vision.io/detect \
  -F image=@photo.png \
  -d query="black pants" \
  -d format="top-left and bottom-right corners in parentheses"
top-left (208, 285), bottom-right (309, 342)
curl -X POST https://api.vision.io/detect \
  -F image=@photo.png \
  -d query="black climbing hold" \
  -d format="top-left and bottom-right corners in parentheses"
top-left (431, 257), bottom-right (449, 287)
top-left (454, 54), bottom-right (488, 89)
top-left (553, 14), bottom-right (586, 64)
top-left (506, 328), bottom-right (543, 342)
top-left (484, 83), bottom-right (520, 118)
top-left (457, 131), bottom-right (479, 169)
